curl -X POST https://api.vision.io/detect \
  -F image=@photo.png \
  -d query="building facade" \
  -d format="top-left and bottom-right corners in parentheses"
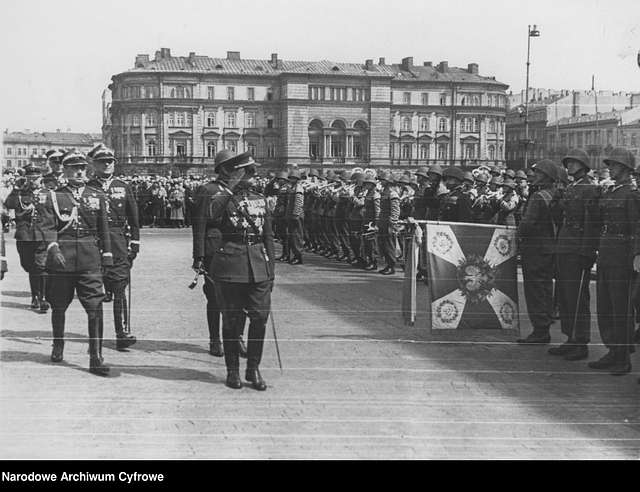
top-left (2, 130), bottom-right (102, 170)
top-left (103, 49), bottom-right (509, 174)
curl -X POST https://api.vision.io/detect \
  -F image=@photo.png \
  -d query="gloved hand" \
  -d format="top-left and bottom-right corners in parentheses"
top-left (46, 243), bottom-right (66, 269)
top-left (102, 254), bottom-right (113, 267)
top-left (192, 257), bottom-right (205, 273)
top-left (582, 254), bottom-right (596, 272)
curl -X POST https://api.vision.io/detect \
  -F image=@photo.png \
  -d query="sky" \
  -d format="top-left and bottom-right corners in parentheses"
top-left (1, 0), bottom-right (639, 133)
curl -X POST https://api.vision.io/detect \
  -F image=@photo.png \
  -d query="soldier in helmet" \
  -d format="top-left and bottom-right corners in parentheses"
top-left (285, 169), bottom-right (304, 265)
top-left (425, 164), bottom-right (447, 220)
top-left (347, 171), bottom-right (366, 267)
top-left (3, 163), bottom-right (50, 311)
top-left (471, 171), bottom-right (495, 224)
top-left (494, 178), bottom-right (519, 226)
top-left (546, 149), bottom-right (600, 361)
top-left (438, 167), bottom-right (473, 223)
top-left (588, 148), bottom-right (640, 375)
top-left (517, 160), bottom-right (559, 344)
top-left (376, 171), bottom-right (400, 275)
top-left (86, 144), bottom-right (139, 351)
top-left (412, 167), bottom-right (430, 220)
top-left (361, 171), bottom-right (380, 270)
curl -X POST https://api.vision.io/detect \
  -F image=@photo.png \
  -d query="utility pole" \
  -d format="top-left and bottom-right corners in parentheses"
top-left (523, 24), bottom-right (540, 170)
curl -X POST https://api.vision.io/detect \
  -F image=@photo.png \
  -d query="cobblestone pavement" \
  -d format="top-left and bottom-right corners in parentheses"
top-left (1, 229), bottom-right (639, 459)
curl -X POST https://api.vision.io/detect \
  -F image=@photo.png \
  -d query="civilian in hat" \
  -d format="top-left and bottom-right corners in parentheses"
top-left (517, 160), bottom-right (558, 344)
top-left (87, 144), bottom-right (139, 351)
top-left (3, 163), bottom-right (51, 311)
top-left (40, 150), bottom-right (113, 375)
top-left (588, 148), bottom-right (640, 375)
top-left (285, 169), bottom-right (304, 265)
top-left (204, 151), bottom-right (274, 390)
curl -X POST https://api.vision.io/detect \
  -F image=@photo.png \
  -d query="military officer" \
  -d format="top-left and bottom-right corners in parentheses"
top-left (361, 171), bottom-right (380, 271)
top-left (438, 167), bottom-right (473, 223)
top-left (192, 151), bottom-right (248, 358)
top-left (42, 149), bottom-right (66, 190)
top-left (377, 171), bottom-right (400, 275)
top-left (273, 172), bottom-right (290, 261)
top-left (546, 149), bottom-right (600, 361)
top-left (206, 151), bottom-right (275, 390)
top-left (347, 172), bottom-right (366, 267)
top-left (588, 148), bottom-right (640, 375)
top-left (87, 144), bottom-right (138, 350)
top-left (517, 160), bottom-right (558, 344)
top-left (285, 169), bottom-right (304, 265)
top-left (4, 164), bottom-right (51, 311)
top-left (41, 150), bottom-right (113, 375)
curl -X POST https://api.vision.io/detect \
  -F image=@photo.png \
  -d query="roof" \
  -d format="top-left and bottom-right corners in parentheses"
top-left (3, 131), bottom-right (102, 146)
top-left (122, 53), bottom-right (508, 87)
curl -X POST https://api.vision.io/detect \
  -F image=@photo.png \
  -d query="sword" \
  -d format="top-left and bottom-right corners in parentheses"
top-left (126, 269), bottom-right (132, 334)
top-left (570, 268), bottom-right (588, 343)
top-left (269, 310), bottom-right (283, 374)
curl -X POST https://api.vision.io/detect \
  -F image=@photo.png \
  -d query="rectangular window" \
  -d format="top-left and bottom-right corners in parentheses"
top-left (133, 115), bottom-right (140, 127)
top-left (207, 112), bottom-right (216, 127)
top-left (267, 143), bottom-right (275, 158)
top-left (247, 87), bottom-right (255, 101)
top-left (176, 113), bottom-right (185, 126)
top-left (440, 94), bottom-right (447, 105)
top-left (225, 140), bottom-right (237, 153)
top-left (226, 112), bottom-right (236, 128)
top-left (176, 143), bottom-right (186, 157)
top-left (421, 93), bottom-right (429, 106)
top-left (147, 140), bottom-right (157, 156)
top-left (227, 87), bottom-right (234, 101)
top-left (6, 148), bottom-right (11, 156)
top-left (145, 113), bottom-right (156, 126)
top-left (168, 113), bottom-right (175, 126)
top-left (186, 113), bottom-right (193, 127)
top-left (245, 112), bottom-right (255, 128)
top-left (267, 117), bottom-right (274, 129)
top-left (247, 143), bottom-right (256, 156)
top-left (207, 86), bottom-right (215, 99)
top-left (403, 92), bottom-right (411, 105)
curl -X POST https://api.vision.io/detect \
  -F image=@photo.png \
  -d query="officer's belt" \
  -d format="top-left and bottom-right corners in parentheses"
top-left (230, 235), bottom-right (263, 246)
top-left (58, 230), bottom-right (97, 239)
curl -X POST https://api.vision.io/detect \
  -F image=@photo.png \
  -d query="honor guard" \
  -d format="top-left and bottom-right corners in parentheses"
top-left (377, 171), bottom-right (400, 275)
top-left (41, 150), bottom-right (113, 375)
top-left (87, 144), bottom-right (138, 350)
top-left (589, 148), bottom-right (640, 375)
top-left (517, 160), bottom-right (558, 344)
top-left (3, 164), bottom-right (51, 311)
top-left (206, 151), bottom-right (275, 390)
top-left (438, 167), bottom-right (473, 223)
top-left (285, 169), bottom-right (304, 264)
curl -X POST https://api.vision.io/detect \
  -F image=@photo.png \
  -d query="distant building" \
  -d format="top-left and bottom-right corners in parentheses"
top-left (103, 48), bottom-right (509, 174)
top-left (505, 90), bottom-right (640, 169)
top-left (2, 130), bottom-right (102, 170)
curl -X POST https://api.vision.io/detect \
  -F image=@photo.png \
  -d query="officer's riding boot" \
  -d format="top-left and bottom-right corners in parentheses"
top-left (517, 325), bottom-right (551, 344)
top-left (245, 320), bottom-right (267, 391)
top-left (50, 310), bottom-right (65, 363)
top-left (29, 274), bottom-right (39, 309)
top-left (114, 291), bottom-right (136, 351)
top-left (88, 313), bottom-right (109, 376)
top-left (207, 307), bottom-right (224, 356)
top-left (38, 275), bottom-right (49, 313)
top-left (223, 320), bottom-right (242, 389)
top-left (609, 347), bottom-right (632, 376)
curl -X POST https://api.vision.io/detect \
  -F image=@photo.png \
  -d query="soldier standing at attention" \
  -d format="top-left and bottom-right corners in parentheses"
top-left (4, 164), bottom-right (51, 312)
top-left (285, 169), bottom-right (304, 265)
top-left (207, 151), bottom-right (275, 390)
top-left (517, 160), bottom-right (558, 344)
top-left (438, 167), bottom-right (473, 223)
top-left (87, 144), bottom-right (138, 351)
top-left (361, 171), bottom-right (380, 271)
top-left (376, 171), bottom-right (400, 275)
top-left (588, 148), bottom-right (640, 375)
top-left (547, 149), bottom-right (600, 361)
top-left (42, 149), bottom-right (66, 190)
top-left (273, 172), bottom-right (290, 262)
top-left (41, 150), bottom-right (113, 375)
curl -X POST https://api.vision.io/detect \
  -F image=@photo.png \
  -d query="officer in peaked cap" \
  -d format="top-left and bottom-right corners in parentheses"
top-left (587, 147), bottom-right (640, 375)
top-left (204, 150), bottom-right (274, 390)
top-left (87, 143), bottom-right (139, 351)
top-left (192, 150), bottom-right (252, 358)
top-left (438, 167), bottom-right (473, 223)
top-left (42, 149), bottom-right (66, 190)
top-left (517, 159), bottom-right (558, 345)
top-left (285, 169), bottom-right (304, 264)
top-left (40, 149), bottom-right (113, 375)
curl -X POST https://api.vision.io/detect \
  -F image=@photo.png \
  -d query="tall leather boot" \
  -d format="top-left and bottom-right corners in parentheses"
top-left (88, 312), bottom-right (109, 376)
top-left (222, 317), bottom-right (242, 389)
top-left (114, 290), bottom-right (136, 351)
top-left (50, 310), bottom-right (65, 362)
top-left (29, 273), bottom-right (39, 309)
top-left (39, 275), bottom-right (50, 313)
top-left (207, 306), bottom-right (223, 357)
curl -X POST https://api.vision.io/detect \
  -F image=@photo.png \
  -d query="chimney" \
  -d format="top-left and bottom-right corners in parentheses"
top-left (188, 52), bottom-right (196, 65)
top-left (135, 54), bottom-right (149, 68)
top-left (365, 59), bottom-right (374, 70)
top-left (378, 57), bottom-right (385, 65)
top-left (270, 53), bottom-right (278, 67)
top-left (160, 48), bottom-right (171, 59)
top-left (423, 61), bottom-right (432, 67)
top-left (226, 51), bottom-right (240, 61)
top-left (467, 63), bottom-right (479, 75)
top-left (401, 57), bottom-right (414, 71)
top-left (155, 50), bottom-right (162, 62)
top-left (438, 61), bottom-right (448, 72)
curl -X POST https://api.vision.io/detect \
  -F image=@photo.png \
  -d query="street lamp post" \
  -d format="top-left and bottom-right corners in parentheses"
top-left (523, 24), bottom-right (540, 170)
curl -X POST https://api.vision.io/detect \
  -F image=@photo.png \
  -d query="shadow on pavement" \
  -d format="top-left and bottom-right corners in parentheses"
top-left (1, 301), bottom-right (35, 311)
top-left (1, 290), bottom-right (32, 298)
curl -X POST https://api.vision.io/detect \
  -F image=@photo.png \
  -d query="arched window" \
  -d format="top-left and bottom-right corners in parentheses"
top-left (401, 117), bottom-right (411, 131)
top-left (419, 117), bottom-right (429, 131)
top-left (498, 145), bottom-right (503, 158)
top-left (438, 118), bottom-right (447, 132)
top-left (473, 118), bottom-right (480, 132)
top-left (460, 97), bottom-right (466, 106)
top-left (437, 143), bottom-right (448, 159)
top-left (473, 96), bottom-right (479, 106)
top-left (207, 112), bottom-right (216, 127)
top-left (225, 140), bottom-right (237, 153)
top-left (464, 144), bottom-right (475, 159)
top-left (207, 141), bottom-right (217, 158)
top-left (247, 142), bottom-right (256, 156)
top-left (226, 112), bottom-right (236, 128)
top-left (170, 88), bottom-right (175, 98)
top-left (440, 93), bottom-right (447, 105)
top-left (488, 144), bottom-right (496, 160)
top-left (267, 143), bottom-right (276, 158)
top-left (419, 143), bottom-right (429, 159)
top-left (401, 143), bottom-right (412, 159)
top-left (489, 119), bottom-right (496, 133)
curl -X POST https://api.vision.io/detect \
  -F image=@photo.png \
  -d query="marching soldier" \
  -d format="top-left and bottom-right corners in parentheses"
top-left (192, 150), bottom-right (248, 358)
top-left (547, 149), bottom-right (600, 361)
top-left (87, 144), bottom-right (138, 350)
top-left (206, 151), bottom-right (275, 390)
top-left (517, 160), bottom-right (558, 344)
top-left (41, 150), bottom-right (113, 375)
top-left (589, 148), bottom-right (640, 375)
top-left (4, 164), bottom-right (51, 312)
top-left (438, 167), bottom-right (473, 223)
top-left (377, 171), bottom-right (400, 275)
top-left (285, 169), bottom-right (304, 265)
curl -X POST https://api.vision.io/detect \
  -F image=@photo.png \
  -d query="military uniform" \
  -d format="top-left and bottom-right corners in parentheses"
top-left (377, 173), bottom-right (400, 274)
top-left (285, 171), bottom-right (305, 264)
top-left (362, 177), bottom-right (380, 270)
top-left (273, 175), bottom-right (289, 261)
top-left (347, 178), bottom-right (366, 266)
